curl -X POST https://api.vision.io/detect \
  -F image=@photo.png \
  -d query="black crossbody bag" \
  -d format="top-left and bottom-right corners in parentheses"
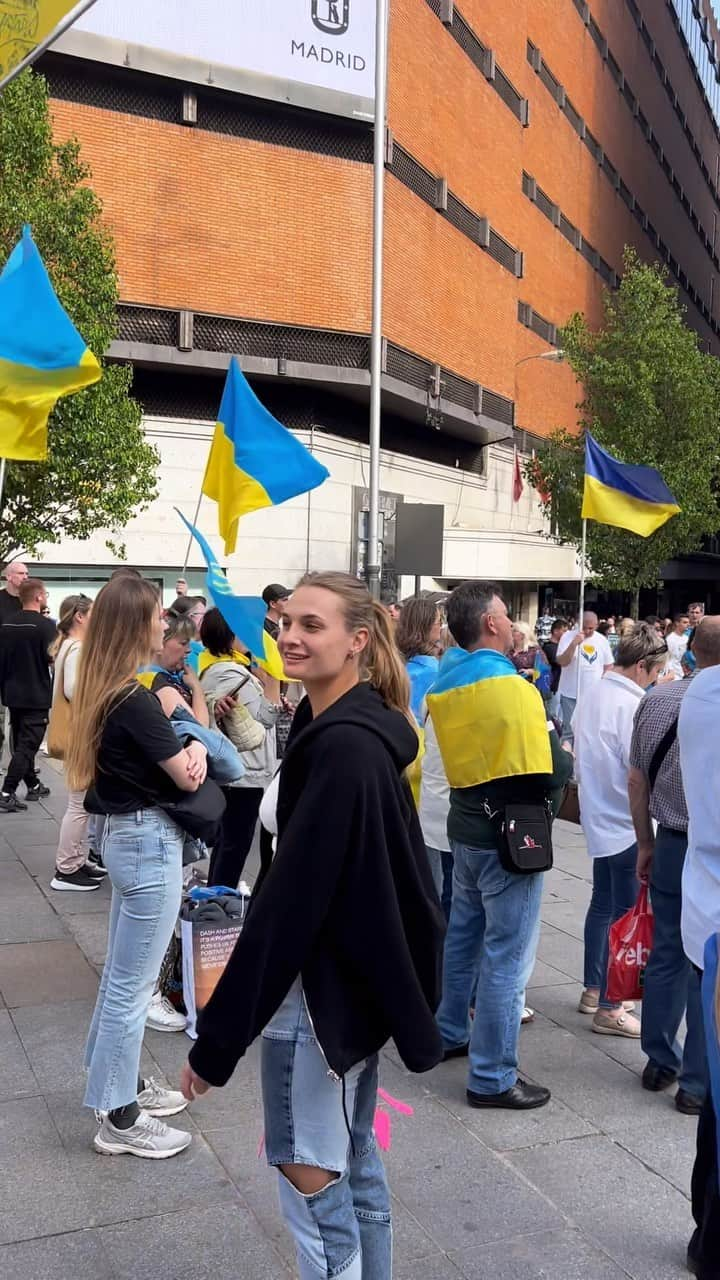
top-left (484, 799), bottom-right (554, 875)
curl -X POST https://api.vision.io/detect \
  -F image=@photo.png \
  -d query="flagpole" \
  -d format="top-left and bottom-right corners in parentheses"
top-left (0, 0), bottom-right (100, 92)
top-left (576, 517), bottom-right (587, 702)
top-left (367, 0), bottom-right (389, 601)
top-left (182, 491), bottom-right (203, 577)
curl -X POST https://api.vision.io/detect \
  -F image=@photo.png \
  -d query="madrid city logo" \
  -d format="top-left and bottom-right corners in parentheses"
top-left (311, 1), bottom-right (350, 36)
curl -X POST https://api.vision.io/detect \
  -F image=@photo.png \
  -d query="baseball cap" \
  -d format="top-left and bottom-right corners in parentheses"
top-left (262, 583), bottom-right (290, 606)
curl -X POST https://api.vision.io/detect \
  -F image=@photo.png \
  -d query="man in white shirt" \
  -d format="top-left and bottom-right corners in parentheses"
top-left (665, 612), bottom-right (689, 679)
top-left (555, 610), bottom-right (614, 742)
top-left (678, 615), bottom-right (720, 1278)
top-left (574, 623), bottom-right (668, 1037)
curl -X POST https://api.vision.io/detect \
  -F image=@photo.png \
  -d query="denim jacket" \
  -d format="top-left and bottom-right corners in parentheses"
top-left (170, 703), bottom-right (245, 785)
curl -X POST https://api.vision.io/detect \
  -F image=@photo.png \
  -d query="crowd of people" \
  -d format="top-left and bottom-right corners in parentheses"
top-left (0, 561), bottom-right (718, 1277)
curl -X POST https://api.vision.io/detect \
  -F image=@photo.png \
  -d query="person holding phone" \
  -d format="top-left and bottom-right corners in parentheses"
top-left (199, 608), bottom-right (281, 887)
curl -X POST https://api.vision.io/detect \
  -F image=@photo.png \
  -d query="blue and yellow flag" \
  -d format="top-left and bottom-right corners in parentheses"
top-left (202, 357), bottom-right (329, 555)
top-left (427, 648), bottom-right (552, 790)
top-left (176, 510), bottom-right (286, 681)
top-left (581, 432), bottom-right (680, 538)
top-left (0, 226), bottom-right (100, 461)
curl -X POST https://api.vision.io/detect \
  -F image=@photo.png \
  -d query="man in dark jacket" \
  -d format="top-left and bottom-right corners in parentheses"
top-left (0, 578), bottom-right (56, 812)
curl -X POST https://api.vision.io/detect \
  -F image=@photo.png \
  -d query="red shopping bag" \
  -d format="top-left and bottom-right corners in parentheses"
top-left (606, 883), bottom-right (654, 1004)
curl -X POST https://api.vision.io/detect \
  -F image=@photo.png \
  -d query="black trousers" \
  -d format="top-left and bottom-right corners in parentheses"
top-left (208, 787), bottom-right (264, 889)
top-left (3, 709), bottom-right (47, 795)
top-left (690, 1078), bottom-right (720, 1277)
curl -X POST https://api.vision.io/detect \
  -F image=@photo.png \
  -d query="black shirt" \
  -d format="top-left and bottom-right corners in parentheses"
top-left (86, 684), bottom-right (182, 814)
top-left (0, 589), bottom-right (21, 627)
top-left (0, 611), bottom-right (56, 709)
top-left (150, 670), bottom-right (193, 707)
top-left (543, 639), bottom-right (562, 694)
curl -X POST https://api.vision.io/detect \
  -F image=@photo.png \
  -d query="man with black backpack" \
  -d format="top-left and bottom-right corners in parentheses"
top-left (628, 618), bottom-right (720, 1115)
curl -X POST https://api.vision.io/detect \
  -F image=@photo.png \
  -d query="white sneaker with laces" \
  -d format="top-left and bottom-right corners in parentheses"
top-left (137, 1076), bottom-right (188, 1117)
top-left (145, 990), bottom-right (187, 1033)
top-left (93, 1111), bottom-right (191, 1159)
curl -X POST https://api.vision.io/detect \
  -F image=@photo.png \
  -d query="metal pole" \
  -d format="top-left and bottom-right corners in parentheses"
top-left (0, 459), bottom-right (6, 516)
top-left (367, 0), bottom-right (389, 600)
top-left (0, 0), bottom-right (100, 92)
top-left (575, 517), bottom-right (587, 702)
top-left (181, 491), bottom-right (203, 576)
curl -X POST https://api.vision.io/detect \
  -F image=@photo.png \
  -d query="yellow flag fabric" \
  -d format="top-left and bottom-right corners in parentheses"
top-left (0, 1), bottom-right (82, 81)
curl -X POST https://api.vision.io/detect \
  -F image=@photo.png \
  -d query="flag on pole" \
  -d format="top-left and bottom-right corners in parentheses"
top-left (581, 432), bottom-right (680, 537)
top-left (176, 509), bottom-right (286, 681)
top-left (0, 0), bottom-right (98, 88)
top-left (0, 226), bottom-right (100, 461)
top-left (512, 446), bottom-right (524, 503)
top-left (202, 357), bottom-right (329, 555)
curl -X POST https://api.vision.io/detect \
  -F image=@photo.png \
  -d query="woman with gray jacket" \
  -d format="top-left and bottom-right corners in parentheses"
top-left (200, 609), bottom-right (281, 887)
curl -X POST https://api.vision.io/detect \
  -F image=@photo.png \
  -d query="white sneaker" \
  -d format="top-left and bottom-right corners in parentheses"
top-left (137, 1076), bottom-right (188, 1117)
top-left (93, 1111), bottom-right (191, 1159)
top-left (145, 990), bottom-right (187, 1033)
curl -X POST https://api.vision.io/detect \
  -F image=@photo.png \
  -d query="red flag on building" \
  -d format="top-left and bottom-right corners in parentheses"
top-left (512, 446), bottom-right (524, 503)
top-left (531, 449), bottom-right (552, 505)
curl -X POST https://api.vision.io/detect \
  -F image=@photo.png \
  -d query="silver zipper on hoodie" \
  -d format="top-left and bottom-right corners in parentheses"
top-left (303, 989), bottom-right (340, 1082)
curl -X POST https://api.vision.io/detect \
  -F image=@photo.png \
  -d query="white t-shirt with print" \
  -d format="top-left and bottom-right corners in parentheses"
top-left (556, 628), bottom-right (614, 698)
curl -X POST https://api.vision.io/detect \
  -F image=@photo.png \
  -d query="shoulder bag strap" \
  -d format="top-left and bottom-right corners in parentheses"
top-left (648, 716), bottom-right (680, 791)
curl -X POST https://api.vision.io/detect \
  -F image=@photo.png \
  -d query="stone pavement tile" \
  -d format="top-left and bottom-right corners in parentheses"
top-left (508, 1135), bottom-right (691, 1280)
top-left (0, 1228), bottom-right (113, 1280)
top-left (12, 998), bottom-right (97, 1092)
top-left (0, 1009), bottom-right (40, 1100)
top-left (534, 923), bottom-right (585, 982)
top-left (382, 1092), bottom-right (561, 1253)
top-left (100, 1203), bottom-right (291, 1278)
top-left (0, 940), bottom-right (98, 1008)
top-left (0, 817), bottom-right (60, 849)
top-left (0, 834), bottom-right (18, 860)
top-left (539, 900), bottom-right (587, 941)
top-left (394, 1253), bottom-right (465, 1278)
top-left (0, 1095), bottom-right (63, 1160)
top-left (14, 845), bottom-right (60, 879)
top-left (616, 1119), bottom-right (696, 1197)
top-left (449, 1227), bottom-right (628, 1278)
top-left (511, 1021), bottom-right (661, 1134)
top-left (0, 861), bottom-right (68, 943)
top-left (527, 957), bottom-right (576, 989)
top-left (65, 912), bottom-right (109, 967)
top-left (36, 875), bottom-right (113, 915)
top-left (528, 983), bottom-right (648, 1075)
top-left (203, 1121), bottom-right (293, 1266)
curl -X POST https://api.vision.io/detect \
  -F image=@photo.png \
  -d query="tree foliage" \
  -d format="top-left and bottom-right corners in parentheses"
top-left (0, 69), bottom-right (158, 562)
top-left (526, 249), bottom-right (720, 592)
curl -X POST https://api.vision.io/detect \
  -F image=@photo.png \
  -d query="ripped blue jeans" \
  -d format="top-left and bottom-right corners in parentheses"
top-left (262, 979), bottom-right (392, 1279)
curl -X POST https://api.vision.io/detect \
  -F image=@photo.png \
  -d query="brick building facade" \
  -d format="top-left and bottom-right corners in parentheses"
top-left (29, 1), bottom-right (720, 614)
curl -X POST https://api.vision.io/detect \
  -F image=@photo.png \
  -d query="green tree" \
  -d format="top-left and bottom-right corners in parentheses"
top-left (527, 249), bottom-right (720, 607)
top-left (0, 69), bottom-right (158, 562)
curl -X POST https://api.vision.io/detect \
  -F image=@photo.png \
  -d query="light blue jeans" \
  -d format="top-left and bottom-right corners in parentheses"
top-left (262, 979), bottom-right (392, 1279)
top-left (84, 808), bottom-right (184, 1111)
top-left (437, 842), bottom-right (544, 1094)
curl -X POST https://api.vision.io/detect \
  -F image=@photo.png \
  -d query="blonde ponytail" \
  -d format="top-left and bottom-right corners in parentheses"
top-left (294, 571), bottom-right (411, 717)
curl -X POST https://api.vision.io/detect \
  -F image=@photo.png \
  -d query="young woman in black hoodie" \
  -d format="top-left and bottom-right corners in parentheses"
top-left (181, 571), bottom-right (445, 1279)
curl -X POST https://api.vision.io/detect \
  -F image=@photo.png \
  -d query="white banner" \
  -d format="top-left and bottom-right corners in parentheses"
top-left (73, 0), bottom-right (375, 111)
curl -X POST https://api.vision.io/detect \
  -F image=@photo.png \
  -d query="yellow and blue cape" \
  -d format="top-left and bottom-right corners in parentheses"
top-left (201, 356), bottom-right (329, 555)
top-left (427, 648), bottom-right (552, 789)
top-left (581, 432), bottom-right (680, 538)
top-left (0, 225), bottom-right (100, 461)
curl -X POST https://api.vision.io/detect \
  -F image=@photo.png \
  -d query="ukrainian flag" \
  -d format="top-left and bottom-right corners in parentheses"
top-left (581, 432), bottom-right (680, 537)
top-left (177, 510), bottom-right (286, 681)
top-left (427, 648), bottom-right (552, 790)
top-left (0, 226), bottom-right (100, 461)
top-left (202, 357), bottom-right (329, 555)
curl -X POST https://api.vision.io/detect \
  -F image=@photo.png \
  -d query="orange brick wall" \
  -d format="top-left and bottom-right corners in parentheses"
top-left (48, 0), bottom-right (719, 445)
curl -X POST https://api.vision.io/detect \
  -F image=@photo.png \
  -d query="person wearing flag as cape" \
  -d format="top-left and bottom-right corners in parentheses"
top-left (427, 581), bottom-right (572, 1111)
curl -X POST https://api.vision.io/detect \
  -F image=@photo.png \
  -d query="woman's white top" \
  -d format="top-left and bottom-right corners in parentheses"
top-left (574, 671), bottom-right (644, 858)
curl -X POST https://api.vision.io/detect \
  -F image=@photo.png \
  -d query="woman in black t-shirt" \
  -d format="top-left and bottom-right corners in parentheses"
top-left (66, 575), bottom-right (208, 1161)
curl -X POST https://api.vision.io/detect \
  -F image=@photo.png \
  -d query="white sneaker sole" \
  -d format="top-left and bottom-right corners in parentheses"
top-left (141, 1100), bottom-right (189, 1118)
top-left (50, 878), bottom-right (100, 892)
top-left (93, 1132), bottom-right (191, 1158)
top-left (145, 1017), bottom-right (187, 1034)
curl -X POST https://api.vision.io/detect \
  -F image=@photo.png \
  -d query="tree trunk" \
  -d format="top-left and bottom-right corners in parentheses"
top-left (631, 587), bottom-right (640, 619)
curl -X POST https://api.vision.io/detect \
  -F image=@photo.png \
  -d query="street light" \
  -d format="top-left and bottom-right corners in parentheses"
top-left (515, 348), bottom-right (565, 368)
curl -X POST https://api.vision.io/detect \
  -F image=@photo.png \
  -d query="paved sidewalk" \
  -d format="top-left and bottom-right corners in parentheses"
top-left (0, 768), bottom-right (697, 1278)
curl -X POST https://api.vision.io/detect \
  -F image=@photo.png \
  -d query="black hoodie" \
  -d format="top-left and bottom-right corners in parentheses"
top-left (189, 681), bottom-right (446, 1086)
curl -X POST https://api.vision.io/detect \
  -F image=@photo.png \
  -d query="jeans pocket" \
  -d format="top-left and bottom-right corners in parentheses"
top-left (104, 830), bottom-right (143, 893)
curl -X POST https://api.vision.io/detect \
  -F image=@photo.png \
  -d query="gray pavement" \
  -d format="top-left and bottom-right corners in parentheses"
top-left (0, 765), bottom-right (697, 1278)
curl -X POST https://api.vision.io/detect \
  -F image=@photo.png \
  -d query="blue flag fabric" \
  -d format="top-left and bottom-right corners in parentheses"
top-left (176, 510), bottom-right (284, 680)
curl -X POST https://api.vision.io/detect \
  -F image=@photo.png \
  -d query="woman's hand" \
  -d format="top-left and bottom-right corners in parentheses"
top-left (214, 692), bottom-right (237, 721)
top-left (184, 741), bottom-right (208, 784)
top-left (183, 664), bottom-right (201, 692)
top-left (180, 1062), bottom-right (211, 1102)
